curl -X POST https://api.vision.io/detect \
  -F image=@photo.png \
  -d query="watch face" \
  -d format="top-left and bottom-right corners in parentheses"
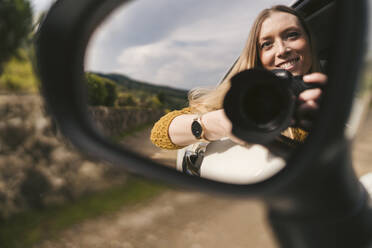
top-left (191, 120), bottom-right (202, 139)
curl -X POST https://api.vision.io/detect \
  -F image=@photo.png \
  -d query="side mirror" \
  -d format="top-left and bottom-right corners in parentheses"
top-left (36, 0), bottom-right (371, 247)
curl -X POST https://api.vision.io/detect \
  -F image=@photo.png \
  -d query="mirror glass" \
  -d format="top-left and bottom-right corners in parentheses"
top-left (84, 0), bottom-right (334, 184)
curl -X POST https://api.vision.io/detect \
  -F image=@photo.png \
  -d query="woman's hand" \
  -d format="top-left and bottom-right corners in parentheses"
top-left (202, 109), bottom-right (246, 145)
top-left (295, 72), bottom-right (328, 130)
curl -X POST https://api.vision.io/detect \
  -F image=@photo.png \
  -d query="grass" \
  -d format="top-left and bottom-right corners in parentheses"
top-left (0, 176), bottom-right (169, 248)
top-left (0, 49), bottom-right (39, 93)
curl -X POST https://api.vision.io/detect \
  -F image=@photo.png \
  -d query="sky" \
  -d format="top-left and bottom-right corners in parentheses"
top-left (30, 0), bottom-right (54, 16)
top-left (84, 0), bottom-right (294, 90)
top-left (30, 0), bottom-right (372, 90)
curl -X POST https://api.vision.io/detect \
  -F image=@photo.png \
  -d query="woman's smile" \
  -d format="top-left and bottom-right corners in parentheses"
top-left (276, 57), bottom-right (300, 70)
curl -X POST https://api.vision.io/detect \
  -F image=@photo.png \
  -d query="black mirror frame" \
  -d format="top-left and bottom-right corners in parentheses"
top-left (36, 0), bottom-right (368, 197)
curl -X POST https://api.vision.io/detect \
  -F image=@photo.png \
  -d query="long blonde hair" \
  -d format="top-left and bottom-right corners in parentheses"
top-left (189, 5), bottom-right (320, 114)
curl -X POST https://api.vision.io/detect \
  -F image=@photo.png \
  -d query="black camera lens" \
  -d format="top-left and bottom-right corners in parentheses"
top-left (224, 68), bottom-right (297, 144)
top-left (241, 82), bottom-right (289, 130)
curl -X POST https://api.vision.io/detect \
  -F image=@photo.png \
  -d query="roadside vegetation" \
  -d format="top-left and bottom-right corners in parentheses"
top-left (0, 49), bottom-right (39, 92)
top-left (0, 177), bottom-right (169, 248)
top-left (0, 0), bottom-right (35, 92)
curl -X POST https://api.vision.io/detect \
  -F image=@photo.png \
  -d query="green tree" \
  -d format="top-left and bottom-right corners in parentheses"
top-left (0, 0), bottom-right (33, 73)
top-left (104, 80), bottom-right (118, 107)
top-left (85, 73), bottom-right (118, 106)
top-left (86, 73), bottom-right (108, 106)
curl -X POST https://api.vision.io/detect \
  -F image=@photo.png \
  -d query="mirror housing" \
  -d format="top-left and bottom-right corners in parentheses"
top-left (36, 0), bottom-right (368, 194)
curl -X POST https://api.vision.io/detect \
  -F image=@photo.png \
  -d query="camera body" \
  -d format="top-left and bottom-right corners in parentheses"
top-left (224, 68), bottom-right (321, 144)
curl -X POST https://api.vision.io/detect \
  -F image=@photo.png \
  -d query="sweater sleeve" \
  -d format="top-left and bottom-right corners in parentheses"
top-left (150, 107), bottom-right (193, 150)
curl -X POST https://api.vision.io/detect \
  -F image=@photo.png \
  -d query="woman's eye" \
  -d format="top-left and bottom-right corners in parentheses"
top-left (287, 32), bottom-right (300, 39)
top-left (261, 41), bottom-right (272, 49)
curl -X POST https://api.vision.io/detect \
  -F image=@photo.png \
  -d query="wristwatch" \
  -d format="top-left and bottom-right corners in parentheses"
top-left (191, 115), bottom-right (209, 141)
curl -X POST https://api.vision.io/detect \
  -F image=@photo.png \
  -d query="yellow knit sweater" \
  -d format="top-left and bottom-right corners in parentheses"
top-left (150, 108), bottom-right (308, 150)
top-left (150, 107), bottom-right (192, 150)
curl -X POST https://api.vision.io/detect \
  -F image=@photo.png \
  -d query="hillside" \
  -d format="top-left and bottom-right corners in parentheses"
top-left (95, 72), bottom-right (188, 99)
top-left (89, 72), bottom-right (189, 111)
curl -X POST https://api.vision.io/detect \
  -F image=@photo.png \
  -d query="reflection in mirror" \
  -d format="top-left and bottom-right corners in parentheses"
top-left (84, 0), bottom-right (333, 184)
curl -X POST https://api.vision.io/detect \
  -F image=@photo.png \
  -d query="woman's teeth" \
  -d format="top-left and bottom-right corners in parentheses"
top-left (280, 58), bottom-right (299, 69)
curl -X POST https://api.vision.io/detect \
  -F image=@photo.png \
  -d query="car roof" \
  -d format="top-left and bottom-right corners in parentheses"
top-left (292, 0), bottom-right (334, 16)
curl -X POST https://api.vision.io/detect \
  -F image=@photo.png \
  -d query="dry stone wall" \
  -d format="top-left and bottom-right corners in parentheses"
top-left (0, 94), bottom-right (162, 218)
top-left (90, 106), bottom-right (164, 137)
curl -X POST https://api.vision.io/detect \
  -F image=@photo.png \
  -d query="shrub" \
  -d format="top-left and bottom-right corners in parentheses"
top-left (117, 93), bottom-right (138, 107)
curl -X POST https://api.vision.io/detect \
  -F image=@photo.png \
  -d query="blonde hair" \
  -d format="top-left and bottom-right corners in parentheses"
top-left (189, 5), bottom-right (321, 114)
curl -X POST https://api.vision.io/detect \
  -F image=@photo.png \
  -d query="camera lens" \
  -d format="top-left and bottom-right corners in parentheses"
top-left (241, 82), bottom-right (289, 130)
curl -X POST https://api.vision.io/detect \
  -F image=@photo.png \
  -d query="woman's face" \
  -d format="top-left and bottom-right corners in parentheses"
top-left (258, 12), bottom-right (312, 76)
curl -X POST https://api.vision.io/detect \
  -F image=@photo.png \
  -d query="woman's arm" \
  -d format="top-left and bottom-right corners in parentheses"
top-left (169, 109), bottom-right (236, 147)
top-left (168, 113), bottom-right (199, 146)
top-left (150, 108), bottom-right (193, 150)
top-left (151, 108), bottom-right (244, 150)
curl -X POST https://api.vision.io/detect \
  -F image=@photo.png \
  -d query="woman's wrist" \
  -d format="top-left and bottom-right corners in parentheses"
top-left (197, 115), bottom-right (212, 142)
top-left (202, 110), bottom-right (231, 141)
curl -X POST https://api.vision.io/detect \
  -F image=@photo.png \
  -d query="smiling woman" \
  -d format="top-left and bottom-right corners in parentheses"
top-left (148, 5), bottom-right (327, 182)
top-left (258, 12), bottom-right (314, 75)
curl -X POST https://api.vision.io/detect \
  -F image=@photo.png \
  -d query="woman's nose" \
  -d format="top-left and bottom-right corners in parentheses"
top-left (276, 42), bottom-right (291, 58)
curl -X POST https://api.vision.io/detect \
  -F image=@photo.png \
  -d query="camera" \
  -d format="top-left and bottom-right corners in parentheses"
top-left (223, 68), bottom-right (322, 144)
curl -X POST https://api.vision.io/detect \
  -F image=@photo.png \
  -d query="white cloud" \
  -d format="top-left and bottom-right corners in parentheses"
top-left (116, 38), bottom-right (229, 89)
top-left (86, 0), bottom-right (294, 89)
top-left (113, 10), bottom-right (251, 89)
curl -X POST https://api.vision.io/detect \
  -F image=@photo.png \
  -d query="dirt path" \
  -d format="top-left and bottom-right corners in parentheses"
top-left (39, 191), bottom-right (272, 248)
top-left (38, 112), bottom-right (372, 248)
top-left (119, 128), bottom-right (178, 168)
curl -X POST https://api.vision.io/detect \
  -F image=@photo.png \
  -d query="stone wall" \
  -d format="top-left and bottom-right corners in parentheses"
top-left (0, 95), bottom-right (163, 218)
top-left (90, 106), bottom-right (164, 137)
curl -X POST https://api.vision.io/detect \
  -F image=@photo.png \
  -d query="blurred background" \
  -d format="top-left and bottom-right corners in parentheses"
top-left (0, 0), bottom-right (372, 247)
